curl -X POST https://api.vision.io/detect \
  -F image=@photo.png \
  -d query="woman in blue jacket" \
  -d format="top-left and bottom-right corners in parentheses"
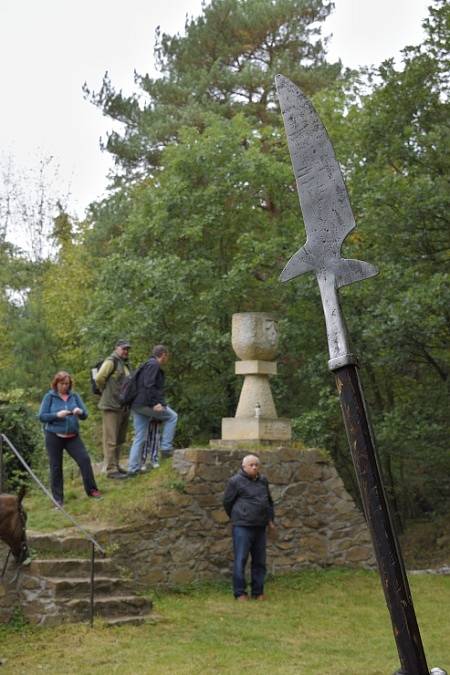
top-left (39, 371), bottom-right (101, 506)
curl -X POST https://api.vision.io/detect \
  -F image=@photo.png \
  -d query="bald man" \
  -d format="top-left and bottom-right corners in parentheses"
top-left (223, 454), bottom-right (275, 600)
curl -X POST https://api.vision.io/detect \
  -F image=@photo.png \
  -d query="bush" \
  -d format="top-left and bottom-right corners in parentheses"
top-left (0, 390), bottom-right (43, 491)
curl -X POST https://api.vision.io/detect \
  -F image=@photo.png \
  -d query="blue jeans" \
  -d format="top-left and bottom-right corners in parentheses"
top-left (127, 405), bottom-right (178, 473)
top-left (232, 525), bottom-right (267, 598)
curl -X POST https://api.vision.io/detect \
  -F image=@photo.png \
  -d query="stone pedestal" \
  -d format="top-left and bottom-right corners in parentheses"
top-left (220, 313), bottom-right (291, 442)
top-left (221, 417), bottom-right (292, 441)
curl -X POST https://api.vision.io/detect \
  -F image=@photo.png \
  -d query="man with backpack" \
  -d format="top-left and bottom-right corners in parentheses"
top-left (127, 344), bottom-right (178, 475)
top-left (95, 339), bottom-right (131, 480)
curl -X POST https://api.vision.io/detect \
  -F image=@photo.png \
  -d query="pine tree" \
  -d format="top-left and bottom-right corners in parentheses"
top-left (86, 0), bottom-right (339, 175)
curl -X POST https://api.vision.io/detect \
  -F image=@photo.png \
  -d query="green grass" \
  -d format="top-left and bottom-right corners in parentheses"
top-left (23, 459), bottom-right (184, 532)
top-left (14, 456), bottom-right (450, 673)
top-left (0, 570), bottom-right (448, 674)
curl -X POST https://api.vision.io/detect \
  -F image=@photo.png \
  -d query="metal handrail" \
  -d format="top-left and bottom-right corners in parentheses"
top-left (0, 432), bottom-right (105, 626)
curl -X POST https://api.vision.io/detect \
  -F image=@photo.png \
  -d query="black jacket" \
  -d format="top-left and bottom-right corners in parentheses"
top-left (223, 469), bottom-right (274, 527)
top-left (132, 357), bottom-right (166, 408)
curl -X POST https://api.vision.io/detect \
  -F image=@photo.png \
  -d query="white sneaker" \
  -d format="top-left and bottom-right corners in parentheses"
top-left (151, 461), bottom-right (160, 469)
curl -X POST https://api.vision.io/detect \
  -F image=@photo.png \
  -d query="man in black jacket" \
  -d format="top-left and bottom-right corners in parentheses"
top-left (223, 455), bottom-right (275, 600)
top-left (127, 345), bottom-right (178, 474)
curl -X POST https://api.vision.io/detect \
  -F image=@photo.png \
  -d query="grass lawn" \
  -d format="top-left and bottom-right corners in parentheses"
top-left (0, 569), bottom-right (448, 674)
top-left (23, 459), bottom-right (184, 532)
top-left (9, 458), bottom-right (450, 673)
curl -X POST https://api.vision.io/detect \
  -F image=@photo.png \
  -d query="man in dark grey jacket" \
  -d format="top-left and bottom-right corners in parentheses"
top-left (223, 455), bottom-right (275, 600)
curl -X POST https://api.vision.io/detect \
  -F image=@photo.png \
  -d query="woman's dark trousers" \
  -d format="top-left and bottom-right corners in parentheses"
top-left (45, 431), bottom-right (97, 504)
top-left (232, 525), bottom-right (267, 598)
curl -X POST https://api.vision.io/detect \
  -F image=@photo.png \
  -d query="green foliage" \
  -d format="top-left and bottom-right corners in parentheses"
top-left (86, 0), bottom-right (340, 175)
top-left (336, 0), bottom-right (450, 522)
top-left (84, 0), bottom-right (450, 522)
top-left (0, 0), bottom-right (448, 528)
top-left (85, 112), bottom-right (304, 441)
top-left (0, 392), bottom-right (43, 490)
top-left (1, 605), bottom-right (28, 632)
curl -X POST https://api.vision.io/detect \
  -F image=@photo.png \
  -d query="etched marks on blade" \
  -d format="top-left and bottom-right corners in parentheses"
top-left (276, 74), bottom-right (379, 287)
top-left (275, 74), bottom-right (356, 246)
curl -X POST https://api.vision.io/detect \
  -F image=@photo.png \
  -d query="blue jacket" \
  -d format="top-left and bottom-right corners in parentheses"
top-left (38, 390), bottom-right (88, 435)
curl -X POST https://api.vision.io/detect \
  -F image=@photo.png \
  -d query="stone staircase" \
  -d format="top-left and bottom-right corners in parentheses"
top-left (18, 530), bottom-right (154, 626)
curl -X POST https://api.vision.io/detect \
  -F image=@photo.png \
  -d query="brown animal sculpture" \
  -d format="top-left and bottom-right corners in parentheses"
top-left (0, 486), bottom-right (29, 564)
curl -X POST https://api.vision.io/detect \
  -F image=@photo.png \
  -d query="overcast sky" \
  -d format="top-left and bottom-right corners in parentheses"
top-left (0, 0), bottom-right (431, 223)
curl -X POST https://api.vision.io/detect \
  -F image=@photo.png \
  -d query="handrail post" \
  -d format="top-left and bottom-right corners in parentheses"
top-left (90, 542), bottom-right (95, 627)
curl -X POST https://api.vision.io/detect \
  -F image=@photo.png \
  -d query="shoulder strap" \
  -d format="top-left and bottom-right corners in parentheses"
top-left (103, 354), bottom-right (119, 380)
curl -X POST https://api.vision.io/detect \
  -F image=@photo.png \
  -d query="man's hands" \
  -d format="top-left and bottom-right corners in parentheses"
top-left (267, 521), bottom-right (277, 541)
top-left (152, 403), bottom-right (165, 412)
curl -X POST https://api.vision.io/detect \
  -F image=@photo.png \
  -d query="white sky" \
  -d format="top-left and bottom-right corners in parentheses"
top-left (0, 0), bottom-right (431, 226)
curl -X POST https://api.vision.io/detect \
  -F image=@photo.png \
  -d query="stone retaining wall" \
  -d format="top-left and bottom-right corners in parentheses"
top-left (0, 445), bottom-right (375, 622)
top-left (107, 445), bottom-right (375, 588)
top-left (0, 563), bottom-right (59, 625)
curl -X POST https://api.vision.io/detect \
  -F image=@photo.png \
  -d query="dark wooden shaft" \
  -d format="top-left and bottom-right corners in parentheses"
top-left (0, 434), bottom-right (3, 493)
top-left (334, 364), bottom-right (429, 675)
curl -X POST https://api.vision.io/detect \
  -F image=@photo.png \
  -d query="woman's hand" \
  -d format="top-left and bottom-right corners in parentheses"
top-left (56, 410), bottom-right (72, 418)
top-left (72, 407), bottom-right (83, 416)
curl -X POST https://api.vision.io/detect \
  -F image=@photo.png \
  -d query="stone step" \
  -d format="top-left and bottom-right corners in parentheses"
top-left (64, 595), bottom-right (152, 620)
top-left (45, 576), bottom-right (134, 598)
top-left (28, 532), bottom-right (105, 555)
top-left (103, 613), bottom-right (155, 627)
top-left (28, 557), bottom-right (119, 577)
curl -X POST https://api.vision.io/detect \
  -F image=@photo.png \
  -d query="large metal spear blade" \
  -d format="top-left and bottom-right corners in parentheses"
top-left (276, 74), bottom-right (378, 369)
top-left (275, 74), bottom-right (445, 675)
top-left (276, 74), bottom-right (377, 287)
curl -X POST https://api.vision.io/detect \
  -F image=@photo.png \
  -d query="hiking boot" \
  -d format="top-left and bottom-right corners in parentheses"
top-left (236, 595), bottom-right (249, 601)
top-left (89, 489), bottom-right (103, 500)
top-left (252, 594), bottom-right (266, 601)
top-left (107, 471), bottom-right (129, 480)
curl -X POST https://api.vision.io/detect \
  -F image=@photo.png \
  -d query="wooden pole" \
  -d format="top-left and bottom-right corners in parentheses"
top-left (334, 364), bottom-right (429, 675)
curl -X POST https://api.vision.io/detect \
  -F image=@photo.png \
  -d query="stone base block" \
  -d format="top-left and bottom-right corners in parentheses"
top-left (209, 439), bottom-right (297, 450)
top-left (221, 417), bottom-right (292, 441)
